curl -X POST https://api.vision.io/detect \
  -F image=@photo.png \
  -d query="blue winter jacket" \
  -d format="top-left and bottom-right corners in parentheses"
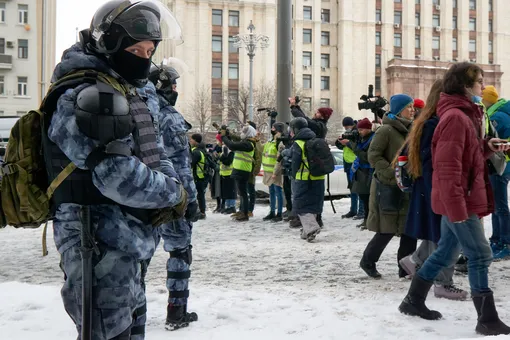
top-left (488, 99), bottom-right (510, 175)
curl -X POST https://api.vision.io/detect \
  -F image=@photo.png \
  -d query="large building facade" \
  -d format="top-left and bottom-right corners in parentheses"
top-left (158, 0), bottom-right (510, 123)
top-left (0, 0), bottom-right (57, 116)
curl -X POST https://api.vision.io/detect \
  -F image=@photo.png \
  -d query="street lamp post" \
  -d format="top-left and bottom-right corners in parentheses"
top-left (234, 21), bottom-right (269, 122)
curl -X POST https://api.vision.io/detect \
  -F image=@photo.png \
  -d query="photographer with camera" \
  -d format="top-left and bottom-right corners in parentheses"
top-left (336, 117), bottom-right (365, 220)
top-left (289, 96), bottom-right (332, 139)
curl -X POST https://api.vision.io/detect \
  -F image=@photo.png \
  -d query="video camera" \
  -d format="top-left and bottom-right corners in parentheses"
top-left (341, 129), bottom-right (360, 141)
top-left (257, 107), bottom-right (278, 118)
top-left (358, 85), bottom-right (388, 120)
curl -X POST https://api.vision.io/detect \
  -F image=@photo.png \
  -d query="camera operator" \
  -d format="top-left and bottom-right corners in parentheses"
top-left (289, 97), bottom-right (332, 139)
top-left (345, 118), bottom-right (375, 229)
top-left (336, 117), bottom-right (364, 220)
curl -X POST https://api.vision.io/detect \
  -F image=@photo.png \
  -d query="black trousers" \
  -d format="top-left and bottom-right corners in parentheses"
top-left (358, 193), bottom-right (370, 220)
top-left (283, 175), bottom-right (292, 211)
top-left (195, 179), bottom-right (208, 213)
top-left (236, 177), bottom-right (249, 214)
top-left (247, 182), bottom-right (256, 212)
top-left (362, 232), bottom-right (417, 277)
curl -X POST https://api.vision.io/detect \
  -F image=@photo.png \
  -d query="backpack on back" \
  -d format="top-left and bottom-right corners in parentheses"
top-left (0, 70), bottom-right (127, 229)
top-left (303, 138), bottom-right (335, 177)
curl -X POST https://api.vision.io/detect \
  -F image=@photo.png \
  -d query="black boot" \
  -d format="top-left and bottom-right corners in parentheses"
top-left (316, 214), bottom-right (324, 228)
top-left (359, 258), bottom-right (382, 279)
top-left (342, 211), bottom-right (357, 219)
top-left (222, 207), bottom-right (236, 214)
top-left (399, 276), bottom-right (442, 320)
top-left (263, 212), bottom-right (276, 221)
top-left (473, 293), bottom-right (510, 336)
top-left (165, 304), bottom-right (198, 331)
top-left (271, 213), bottom-right (283, 222)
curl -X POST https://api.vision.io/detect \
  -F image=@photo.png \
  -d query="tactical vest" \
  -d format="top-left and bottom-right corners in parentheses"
top-left (343, 146), bottom-right (356, 164)
top-left (262, 140), bottom-right (278, 174)
top-left (192, 147), bottom-right (206, 179)
top-left (295, 140), bottom-right (325, 181)
top-left (233, 144), bottom-right (255, 173)
top-left (42, 74), bottom-right (160, 223)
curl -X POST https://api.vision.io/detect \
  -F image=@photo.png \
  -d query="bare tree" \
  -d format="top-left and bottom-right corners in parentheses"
top-left (186, 85), bottom-right (212, 134)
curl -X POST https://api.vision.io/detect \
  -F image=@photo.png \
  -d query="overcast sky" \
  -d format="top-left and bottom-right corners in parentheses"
top-left (55, 0), bottom-right (106, 63)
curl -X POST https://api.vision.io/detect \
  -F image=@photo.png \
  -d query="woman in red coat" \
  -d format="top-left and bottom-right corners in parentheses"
top-left (398, 62), bottom-right (510, 336)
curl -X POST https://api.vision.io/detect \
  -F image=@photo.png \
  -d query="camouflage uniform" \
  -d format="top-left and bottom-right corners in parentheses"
top-left (49, 44), bottom-right (183, 339)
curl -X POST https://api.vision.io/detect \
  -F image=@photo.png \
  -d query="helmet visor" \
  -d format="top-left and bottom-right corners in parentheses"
top-left (113, 0), bottom-right (183, 45)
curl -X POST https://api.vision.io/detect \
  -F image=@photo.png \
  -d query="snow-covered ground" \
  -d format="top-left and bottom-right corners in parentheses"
top-left (1, 198), bottom-right (510, 340)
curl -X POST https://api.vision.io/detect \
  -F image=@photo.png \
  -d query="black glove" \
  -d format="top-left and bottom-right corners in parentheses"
top-left (184, 200), bottom-right (199, 222)
top-left (150, 185), bottom-right (188, 227)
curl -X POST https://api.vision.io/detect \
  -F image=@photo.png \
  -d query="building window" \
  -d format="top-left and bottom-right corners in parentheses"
top-left (469, 0), bottom-right (476, 10)
top-left (489, 0), bottom-right (493, 11)
top-left (0, 3), bottom-right (5, 23)
top-left (321, 54), bottom-right (330, 68)
top-left (453, 0), bottom-right (457, 8)
top-left (229, 11), bottom-right (239, 27)
top-left (321, 76), bottom-right (330, 90)
top-left (212, 9), bottom-right (222, 26)
top-left (0, 76), bottom-right (4, 95)
top-left (302, 97), bottom-right (312, 112)
top-left (416, 0), bottom-right (420, 3)
top-left (469, 18), bottom-right (476, 31)
top-left (228, 63), bottom-right (238, 79)
top-left (489, 19), bottom-right (493, 32)
top-left (376, 54), bottom-right (381, 67)
top-left (376, 31), bottom-right (381, 46)
top-left (302, 51), bottom-right (312, 67)
top-left (211, 88), bottom-right (222, 105)
top-left (415, 34), bottom-right (421, 48)
top-left (212, 36), bottom-right (222, 52)
top-left (394, 33), bottom-right (402, 47)
top-left (415, 13), bottom-right (420, 26)
top-left (375, 76), bottom-right (381, 91)
top-left (469, 39), bottom-right (476, 52)
top-left (18, 4), bottom-right (28, 24)
top-left (0, 38), bottom-right (4, 54)
top-left (394, 11), bottom-right (402, 25)
top-left (303, 29), bottom-right (312, 43)
top-left (433, 0), bottom-right (440, 5)
top-left (489, 40), bottom-right (493, 53)
top-left (212, 62), bottom-right (222, 79)
top-left (453, 16), bottom-right (457, 29)
top-left (320, 98), bottom-right (330, 107)
top-left (228, 36), bottom-right (238, 53)
top-left (432, 14), bottom-right (440, 27)
top-left (395, 0), bottom-right (401, 2)
top-left (18, 39), bottom-right (28, 59)
top-left (321, 31), bottom-right (330, 45)
top-left (453, 37), bottom-right (457, 51)
top-left (303, 74), bottom-right (312, 89)
top-left (17, 77), bottom-right (27, 96)
top-left (303, 6), bottom-right (312, 20)
top-left (432, 36), bottom-right (440, 50)
top-left (376, 9), bottom-right (381, 22)
top-left (321, 9), bottom-right (330, 23)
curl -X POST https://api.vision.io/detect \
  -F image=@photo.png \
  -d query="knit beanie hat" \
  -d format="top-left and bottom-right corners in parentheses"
top-left (389, 94), bottom-right (414, 116)
top-left (342, 116), bottom-right (355, 127)
top-left (272, 122), bottom-right (285, 133)
top-left (191, 133), bottom-right (202, 144)
top-left (241, 125), bottom-right (257, 139)
top-left (318, 107), bottom-right (333, 121)
top-left (357, 118), bottom-right (372, 130)
top-left (413, 98), bottom-right (425, 109)
top-left (482, 85), bottom-right (499, 105)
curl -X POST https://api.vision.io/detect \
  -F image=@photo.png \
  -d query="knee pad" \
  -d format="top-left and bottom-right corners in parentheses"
top-left (169, 245), bottom-right (192, 265)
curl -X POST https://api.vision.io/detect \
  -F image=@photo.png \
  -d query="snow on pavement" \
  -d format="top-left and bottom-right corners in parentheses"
top-left (1, 198), bottom-right (510, 340)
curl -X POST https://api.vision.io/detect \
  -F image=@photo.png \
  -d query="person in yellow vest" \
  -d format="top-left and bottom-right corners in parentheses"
top-left (262, 122), bottom-right (286, 222)
top-left (247, 121), bottom-right (263, 217)
top-left (336, 116), bottom-right (365, 220)
top-left (190, 133), bottom-right (208, 220)
top-left (290, 117), bottom-right (324, 242)
top-left (218, 134), bottom-right (237, 214)
top-left (221, 124), bottom-right (257, 221)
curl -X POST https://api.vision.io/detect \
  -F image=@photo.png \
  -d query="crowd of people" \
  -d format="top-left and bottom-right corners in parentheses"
top-left (3, 1), bottom-right (510, 339)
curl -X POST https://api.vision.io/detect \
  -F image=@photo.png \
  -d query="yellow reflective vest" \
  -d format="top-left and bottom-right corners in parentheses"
top-left (295, 140), bottom-right (325, 181)
top-left (192, 147), bottom-right (205, 179)
top-left (262, 140), bottom-right (278, 174)
top-left (343, 146), bottom-right (356, 164)
top-left (233, 147), bottom-right (255, 173)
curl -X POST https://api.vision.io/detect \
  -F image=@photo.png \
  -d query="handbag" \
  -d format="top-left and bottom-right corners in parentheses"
top-left (374, 176), bottom-right (405, 212)
top-left (487, 151), bottom-right (507, 176)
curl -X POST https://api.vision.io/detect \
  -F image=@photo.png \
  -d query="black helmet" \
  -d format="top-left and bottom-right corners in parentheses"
top-left (290, 117), bottom-right (308, 134)
top-left (89, 0), bottom-right (182, 56)
top-left (148, 63), bottom-right (180, 104)
top-left (272, 122), bottom-right (285, 133)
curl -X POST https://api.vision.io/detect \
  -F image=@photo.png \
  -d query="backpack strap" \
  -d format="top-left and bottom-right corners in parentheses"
top-left (46, 162), bottom-right (78, 199)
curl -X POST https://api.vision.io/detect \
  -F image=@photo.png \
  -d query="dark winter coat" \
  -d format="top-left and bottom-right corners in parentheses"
top-left (291, 106), bottom-right (328, 138)
top-left (405, 116), bottom-right (442, 243)
top-left (191, 143), bottom-right (207, 181)
top-left (221, 135), bottom-right (255, 181)
top-left (219, 147), bottom-right (237, 200)
top-left (367, 114), bottom-right (412, 235)
top-left (432, 93), bottom-right (495, 222)
top-left (350, 132), bottom-right (375, 195)
top-left (209, 149), bottom-right (221, 199)
top-left (290, 127), bottom-right (325, 215)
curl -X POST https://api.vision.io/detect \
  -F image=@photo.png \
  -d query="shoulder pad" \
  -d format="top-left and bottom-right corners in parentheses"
top-left (75, 84), bottom-right (134, 144)
top-left (76, 83), bottom-right (129, 116)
